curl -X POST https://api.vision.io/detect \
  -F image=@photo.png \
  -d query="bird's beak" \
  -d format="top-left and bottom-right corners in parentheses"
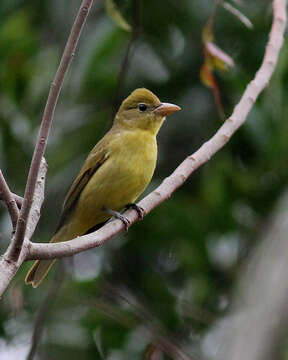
top-left (153, 102), bottom-right (181, 117)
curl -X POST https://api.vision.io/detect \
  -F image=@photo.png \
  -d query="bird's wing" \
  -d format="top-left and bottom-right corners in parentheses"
top-left (55, 139), bottom-right (110, 231)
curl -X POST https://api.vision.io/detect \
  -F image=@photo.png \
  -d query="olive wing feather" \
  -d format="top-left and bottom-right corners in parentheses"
top-left (56, 140), bottom-right (110, 231)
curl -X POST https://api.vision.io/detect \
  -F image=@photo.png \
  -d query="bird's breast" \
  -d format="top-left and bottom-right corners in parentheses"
top-left (109, 130), bottom-right (157, 198)
top-left (75, 130), bottom-right (157, 229)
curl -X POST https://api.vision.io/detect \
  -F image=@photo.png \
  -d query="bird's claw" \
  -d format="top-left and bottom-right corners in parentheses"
top-left (125, 203), bottom-right (145, 220)
top-left (117, 214), bottom-right (131, 231)
top-left (103, 206), bottom-right (131, 231)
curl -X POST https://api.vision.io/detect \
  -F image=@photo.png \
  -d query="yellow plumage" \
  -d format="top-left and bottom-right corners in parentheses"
top-left (25, 88), bottom-right (180, 287)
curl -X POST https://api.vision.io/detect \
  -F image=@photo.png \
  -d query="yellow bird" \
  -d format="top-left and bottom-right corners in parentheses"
top-left (25, 88), bottom-right (181, 287)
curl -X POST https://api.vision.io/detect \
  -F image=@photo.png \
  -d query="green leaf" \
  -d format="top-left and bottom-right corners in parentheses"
top-left (105, 0), bottom-right (131, 32)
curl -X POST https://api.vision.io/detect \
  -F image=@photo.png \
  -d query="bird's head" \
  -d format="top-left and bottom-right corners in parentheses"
top-left (115, 88), bottom-right (181, 135)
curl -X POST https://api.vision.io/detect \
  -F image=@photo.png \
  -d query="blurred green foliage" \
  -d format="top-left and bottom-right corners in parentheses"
top-left (0, 0), bottom-right (288, 359)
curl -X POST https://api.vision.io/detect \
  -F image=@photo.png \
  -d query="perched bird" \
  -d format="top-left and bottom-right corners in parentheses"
top-left (25, 88), bottom-right (181, 287)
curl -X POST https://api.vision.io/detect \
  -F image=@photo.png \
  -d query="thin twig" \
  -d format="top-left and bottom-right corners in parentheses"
top-left (112, 0), bottom-right (142, 114)
top-left (0, 170), bottom-right (19, 231)
top-left (206, 0), bottom-right (223, 30)
top-left (113, 36), bottom-right (137, 113)
top-left (0, 191), bottom-right (23, 208)
top-left (8, 0), bottom-right (94, 262)
top-left (26, 0), bottom-right (287, 261)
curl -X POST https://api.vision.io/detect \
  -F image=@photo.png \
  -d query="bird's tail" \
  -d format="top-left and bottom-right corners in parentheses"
top-left (25, 259), bottom-right (56, 288)
top-left (25, 225), bottom-right (68, 288)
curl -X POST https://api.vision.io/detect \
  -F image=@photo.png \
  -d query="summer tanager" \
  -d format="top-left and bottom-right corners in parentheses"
top-left (25, 88), bottom-right (181, 287)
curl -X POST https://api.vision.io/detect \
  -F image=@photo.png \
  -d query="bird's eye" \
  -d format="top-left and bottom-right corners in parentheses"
top-left (138, 103), bottom-right (147, 112)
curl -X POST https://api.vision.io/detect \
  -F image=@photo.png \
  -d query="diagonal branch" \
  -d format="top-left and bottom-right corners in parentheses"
top-left (27, 0), bottom-right (287, 261)
top-left (8, 0), bottom-right (94, 262)
top-left (0, 170), bottom-right (19, 231)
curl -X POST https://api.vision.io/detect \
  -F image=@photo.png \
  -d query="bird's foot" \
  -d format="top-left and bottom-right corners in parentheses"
top-left (125, 203), bottom-right (145, 220)
top-left (103, 207), bottom-right (131, 231)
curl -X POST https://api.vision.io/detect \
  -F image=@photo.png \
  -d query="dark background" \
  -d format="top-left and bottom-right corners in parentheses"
top-left (1, 0), bottom-right (287, 359)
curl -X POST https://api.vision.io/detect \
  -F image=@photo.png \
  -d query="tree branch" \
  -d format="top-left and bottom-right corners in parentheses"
top-left (0, 170), bottom-right (19, 231)
top-left (12, 193), bottom-right (23, 208)
top-left (8, 0), bottom-right (94, 262)
top-left (13, 158), bottom-right (47, 250)
top-left (0, 191), bottom-right (24, 208)
top-left (27, 0), bottom-right (286, 261)
top-left (0, 159), bottom-right (47, 297)
top-left (0, 192), bottom-right (24, 208)
top-left (7, 158), bottom-right (47, 259)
